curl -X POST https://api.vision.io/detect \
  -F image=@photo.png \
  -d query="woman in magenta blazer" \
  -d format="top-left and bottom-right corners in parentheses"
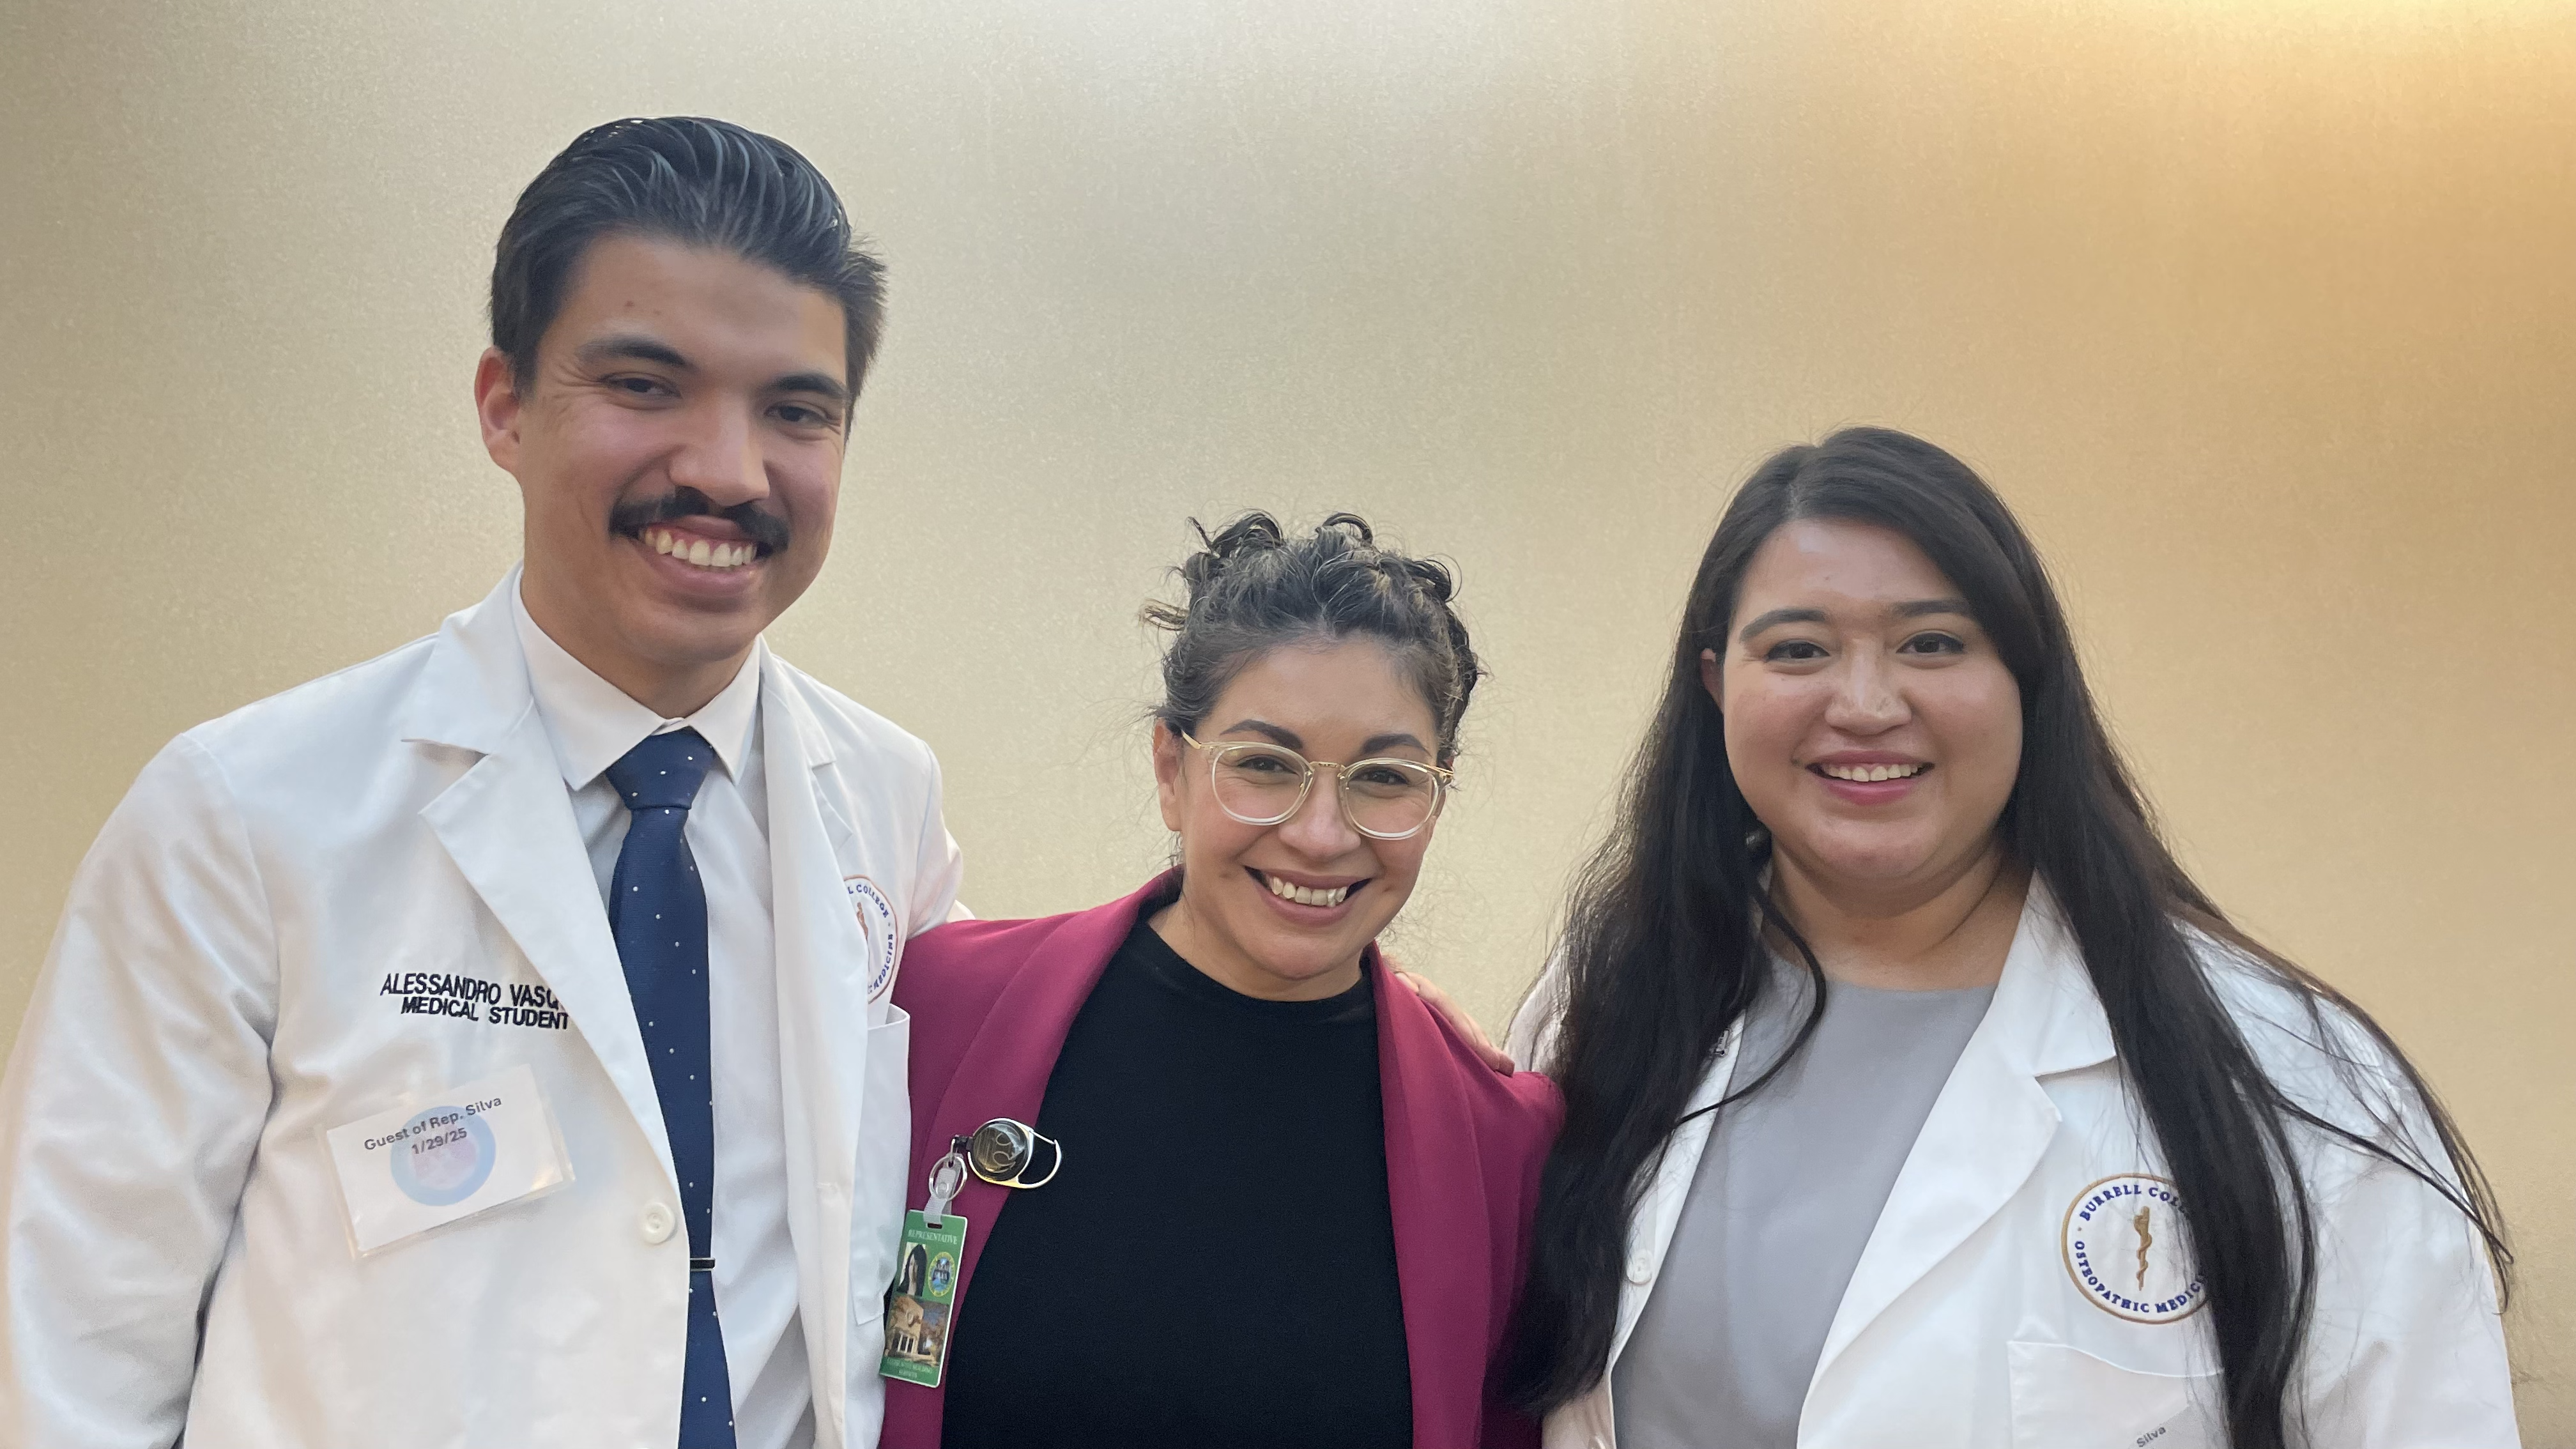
top-left (882, 513), bottom-right (1561, 1449)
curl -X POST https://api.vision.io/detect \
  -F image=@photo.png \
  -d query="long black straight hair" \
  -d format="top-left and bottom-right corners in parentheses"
top-left (1499, 428), bottom-right (2508, 1446)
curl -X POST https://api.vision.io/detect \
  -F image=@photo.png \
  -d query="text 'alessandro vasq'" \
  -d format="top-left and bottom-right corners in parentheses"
top-left (377, 972), bottom-right (570, 1030)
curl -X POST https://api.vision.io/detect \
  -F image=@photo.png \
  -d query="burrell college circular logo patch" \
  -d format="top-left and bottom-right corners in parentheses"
top-left (845, 875), bottom-right (901, 1000)
top-left (2062, 1174), bottom-right (2209, 1324)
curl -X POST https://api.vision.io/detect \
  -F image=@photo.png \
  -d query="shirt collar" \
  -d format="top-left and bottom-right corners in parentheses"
top-left (511, 578), bottom-right (763, 791)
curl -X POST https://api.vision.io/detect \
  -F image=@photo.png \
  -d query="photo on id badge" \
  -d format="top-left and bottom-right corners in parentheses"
top-left (882, 1209), bottom-right (967, 1386)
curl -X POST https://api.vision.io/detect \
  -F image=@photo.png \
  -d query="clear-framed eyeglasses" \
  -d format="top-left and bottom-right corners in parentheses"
top-left (1179, 732), bottom-right (1454, 841)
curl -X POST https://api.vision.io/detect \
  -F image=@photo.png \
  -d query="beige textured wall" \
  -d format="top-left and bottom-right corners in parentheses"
top-left (3, 0), bottom-right (2570, 1432)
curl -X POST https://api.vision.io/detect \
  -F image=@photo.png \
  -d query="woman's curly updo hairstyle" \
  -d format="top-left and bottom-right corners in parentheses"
top-left (1142, 512), bottom-right (1485, 764)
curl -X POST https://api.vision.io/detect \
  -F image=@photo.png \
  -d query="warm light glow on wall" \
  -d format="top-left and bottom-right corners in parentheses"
top-left (3, 0), bottom-right (2570, 1432)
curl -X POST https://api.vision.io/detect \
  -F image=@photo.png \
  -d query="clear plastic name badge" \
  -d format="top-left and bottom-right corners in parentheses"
top-left (323, 1064), bottom-right (574, 1255)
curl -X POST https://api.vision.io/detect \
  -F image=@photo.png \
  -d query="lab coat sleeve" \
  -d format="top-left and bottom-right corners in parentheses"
top-left (2294, 1109), bottom-right (2522, 1446)
top-left (905, 747), bottom-right (969, 930)
top-left (2200, 946), bottom-right (2521, 1445)
top-left (0, 737), bottom-right (280, 1449)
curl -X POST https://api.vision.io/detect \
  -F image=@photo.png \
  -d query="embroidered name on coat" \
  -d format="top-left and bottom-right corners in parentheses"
top-left (379, 972), bottom-right (571, 1030)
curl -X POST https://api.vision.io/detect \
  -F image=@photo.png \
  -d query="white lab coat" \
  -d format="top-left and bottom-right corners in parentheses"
top-left (1508, 882), bottom-right (2518, 1449)
top-left (0, 572), bottom-right (965, 1449)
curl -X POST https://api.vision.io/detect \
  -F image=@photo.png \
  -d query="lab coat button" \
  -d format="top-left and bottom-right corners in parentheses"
top-left (640, 1202), bottom-right (675, 1244)
top-left (1626, 1251), bottom-right (1653, 1284)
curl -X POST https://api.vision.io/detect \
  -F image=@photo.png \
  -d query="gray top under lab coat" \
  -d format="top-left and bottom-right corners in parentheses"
top-left (1612, 962), bottom-right (1996, 1449)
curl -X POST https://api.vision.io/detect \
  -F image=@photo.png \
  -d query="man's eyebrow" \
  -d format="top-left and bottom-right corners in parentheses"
top-left (771, 371), bottom-right (852, 408)
top-left (575, 334), bottom-right (691, 370)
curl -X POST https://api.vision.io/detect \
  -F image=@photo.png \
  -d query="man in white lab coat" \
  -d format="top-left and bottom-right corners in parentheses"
top-left (0, 117), bottom-right (958, 1449)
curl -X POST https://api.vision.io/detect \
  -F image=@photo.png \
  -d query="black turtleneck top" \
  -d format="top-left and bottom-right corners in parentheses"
top-left (938, 913), bottom-right (1413, 1448)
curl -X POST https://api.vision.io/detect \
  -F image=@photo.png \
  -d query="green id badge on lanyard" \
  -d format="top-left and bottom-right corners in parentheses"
top-left (880, 1208), bottom-right (965, 1387)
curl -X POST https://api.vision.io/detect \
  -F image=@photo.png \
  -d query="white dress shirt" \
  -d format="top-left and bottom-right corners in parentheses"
top-left (514, 590), bottom-right (813, 1449)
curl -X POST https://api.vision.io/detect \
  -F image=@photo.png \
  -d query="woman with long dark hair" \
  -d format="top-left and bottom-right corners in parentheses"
top-left (1501, 429), bottom-right (2515, 1447)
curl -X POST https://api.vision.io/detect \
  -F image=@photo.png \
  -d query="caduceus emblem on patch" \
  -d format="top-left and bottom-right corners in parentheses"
top-left (2060, 1173), bottom-right (2209, 1324)
top-left (844, 875), bottom-right (901, 1000)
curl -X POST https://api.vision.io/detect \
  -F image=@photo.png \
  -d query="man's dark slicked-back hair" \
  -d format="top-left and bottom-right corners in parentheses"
top-left (490, 116), bottom-right (887, 399)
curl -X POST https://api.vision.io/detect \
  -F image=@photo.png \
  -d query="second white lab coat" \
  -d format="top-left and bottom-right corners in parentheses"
top-left (1508, 882), bottom-right (2517, 1449)
top-left (0, 572), bottom-right (965, 1449)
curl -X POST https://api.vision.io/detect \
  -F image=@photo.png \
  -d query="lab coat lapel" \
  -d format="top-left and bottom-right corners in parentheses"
top-left (765, 653), bottom-right (868, 1163)
top-left (760, 656), bottom-right (875, 1423)
top-left (1807, 881), bottom-right (2113, 1384)
top-left (402, 576), bottom-right (675, 1188)
top-left (1607, 1020), bottom-right (1742, 1367)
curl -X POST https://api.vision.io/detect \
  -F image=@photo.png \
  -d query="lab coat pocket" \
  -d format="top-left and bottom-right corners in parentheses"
top-left (2007, 1340), bottom-right (2220, 1449)
top-left (844, 1006), bottom-right (914, 1399)
top-left (855, 1008), bottom-right (914, 1268)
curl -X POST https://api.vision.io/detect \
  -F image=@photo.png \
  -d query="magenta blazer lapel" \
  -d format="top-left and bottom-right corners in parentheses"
top-left (1379, 962), bottom-right (1496, 1446)
top-left (1374, 954), bottom-right (1554, 1449)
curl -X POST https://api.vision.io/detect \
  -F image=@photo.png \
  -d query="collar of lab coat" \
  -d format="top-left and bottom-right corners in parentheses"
top-left (397, 567), bottom-right (546, 757)
top-left (397, 566), bottom-right (795, 770)
top-left (2002, 876), bottom-right (2118, 1077)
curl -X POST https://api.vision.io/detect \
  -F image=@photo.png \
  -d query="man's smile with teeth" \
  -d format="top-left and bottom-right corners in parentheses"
top-left (1257, 870), bottom-right (1356, 908)
top-left (1815, 762), bottom-right (1931, 782)
top-left (642, 526), bottom-right (760, 569)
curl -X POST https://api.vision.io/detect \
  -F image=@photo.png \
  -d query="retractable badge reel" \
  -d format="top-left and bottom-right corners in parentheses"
top-left (962, 1117), bottom-right (1063, 1193)
top-left (880, 1117), bottom-right (1063, 1389)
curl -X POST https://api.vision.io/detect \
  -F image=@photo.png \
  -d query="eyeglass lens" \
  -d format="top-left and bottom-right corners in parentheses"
top-left (1208, 743), bottom-right (1440, 836)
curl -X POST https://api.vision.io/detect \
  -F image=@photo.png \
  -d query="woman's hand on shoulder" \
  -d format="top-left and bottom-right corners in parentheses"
top-left (1386, 958), bottom-right (1514, 1074)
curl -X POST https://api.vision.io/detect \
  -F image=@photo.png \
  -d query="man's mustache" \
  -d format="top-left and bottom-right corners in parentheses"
top-left (608, 489), bottom-right (792, 554)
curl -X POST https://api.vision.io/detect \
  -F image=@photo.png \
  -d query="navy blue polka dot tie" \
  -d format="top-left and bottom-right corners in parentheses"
top-left (606, 729), bottom-right (735, 1448)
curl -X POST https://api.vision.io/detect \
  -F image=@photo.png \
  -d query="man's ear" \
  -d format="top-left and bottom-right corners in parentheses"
top-left (474, 348), bottom-right (525, 473)
top-left (1151, 722), bottom-right (1188, 833)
